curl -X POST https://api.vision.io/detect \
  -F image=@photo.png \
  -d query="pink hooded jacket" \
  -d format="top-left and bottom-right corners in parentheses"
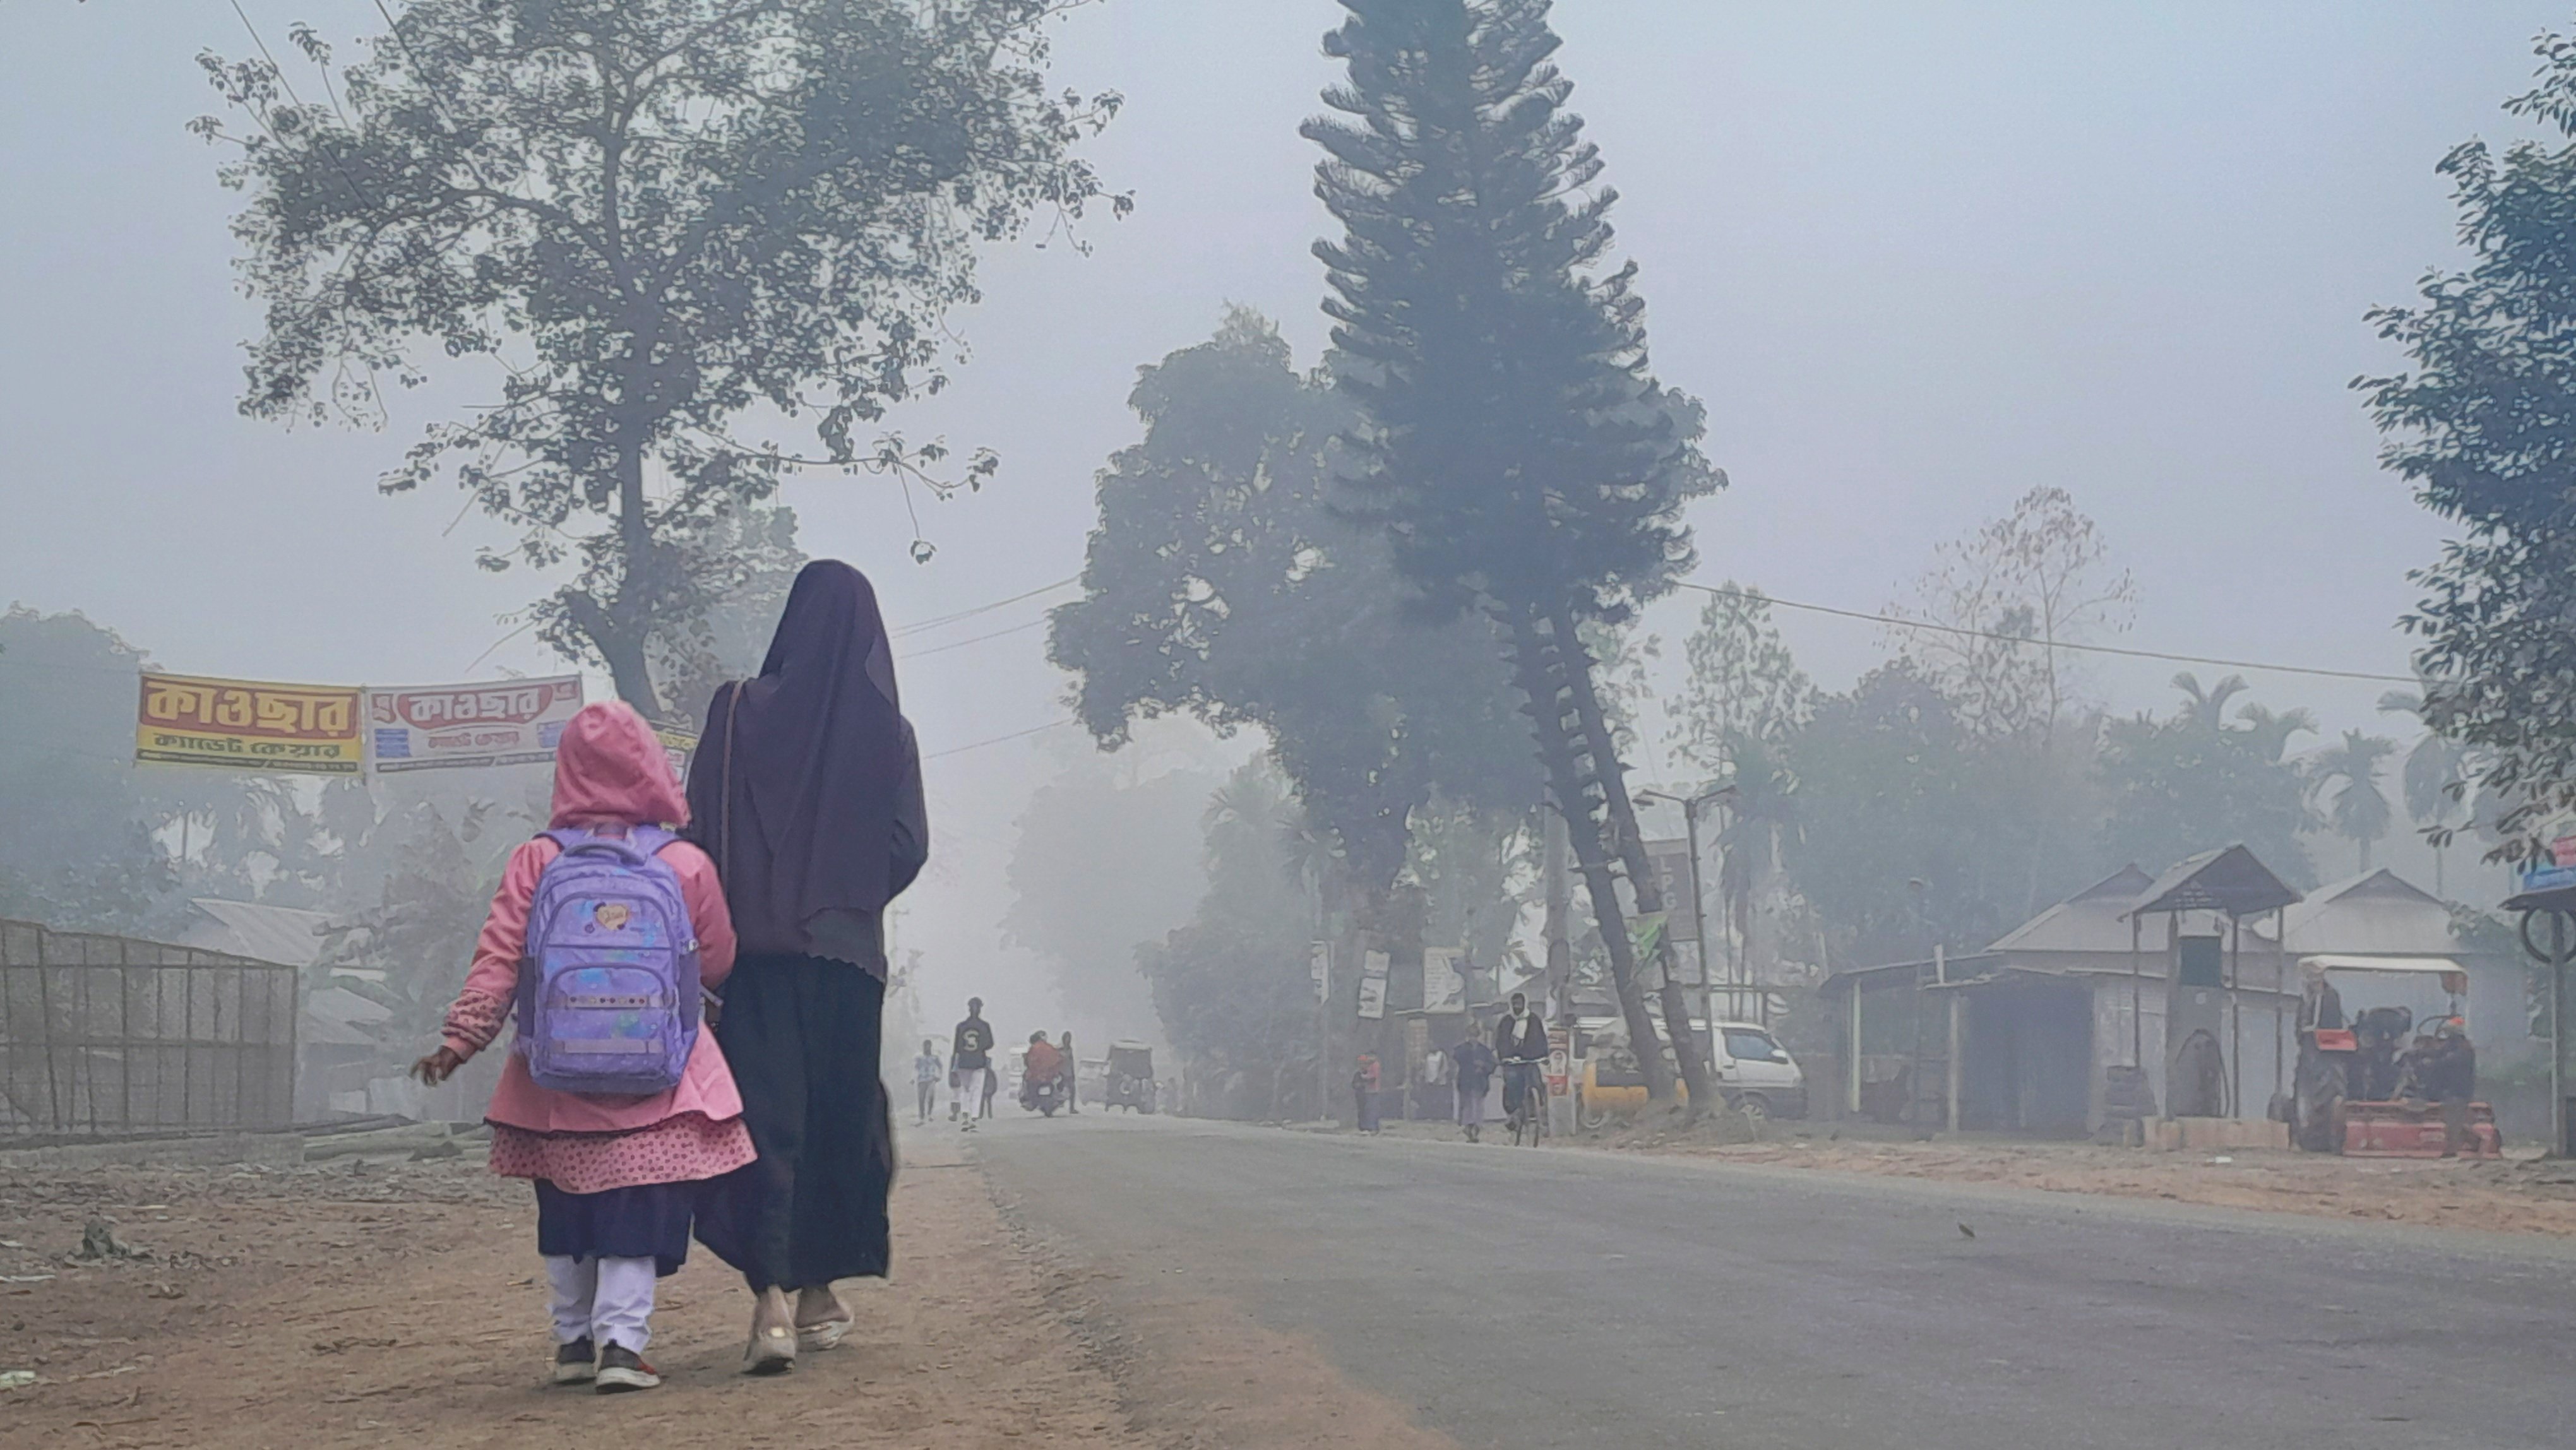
top-left (441, 701), bottom-right (744, 1135)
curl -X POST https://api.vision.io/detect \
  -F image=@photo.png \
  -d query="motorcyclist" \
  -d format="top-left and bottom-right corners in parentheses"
top-left (1495, 991), bottom-right (1550, 1131)
top-left (1022, 1031), bottom-right (1066, 1111)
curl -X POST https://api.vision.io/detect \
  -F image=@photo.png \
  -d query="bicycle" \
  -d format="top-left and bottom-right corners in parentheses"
top-left (1502, 1060), bottom-right (1549, 1146)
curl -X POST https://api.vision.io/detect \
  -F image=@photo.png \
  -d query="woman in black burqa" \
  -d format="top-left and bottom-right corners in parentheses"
top-left (688, 560), bottom-right (927, 1374)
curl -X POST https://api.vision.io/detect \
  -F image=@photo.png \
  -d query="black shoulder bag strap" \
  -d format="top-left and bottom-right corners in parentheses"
top-left (719, 680), bottom-right (742, 886)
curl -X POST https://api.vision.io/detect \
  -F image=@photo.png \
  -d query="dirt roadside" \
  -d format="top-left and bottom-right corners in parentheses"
top-left (0, 1129), bottom-right (1140, 1449)
top-left (1601, 1120), bottom-right (2576, 1235)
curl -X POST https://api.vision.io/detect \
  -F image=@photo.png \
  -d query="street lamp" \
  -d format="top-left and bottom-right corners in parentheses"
top-left (1638, 785), bottom-right (1742, 1059)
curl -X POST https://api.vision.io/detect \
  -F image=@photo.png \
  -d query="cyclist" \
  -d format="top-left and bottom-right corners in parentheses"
top-left (1494, 991), bottom-right (1550, 1138)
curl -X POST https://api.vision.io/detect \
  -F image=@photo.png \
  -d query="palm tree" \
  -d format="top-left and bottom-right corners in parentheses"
top-left (2172, 672), bottom-right (2250, 734)
top-left (2378, 686), bottom-right (2474, 896)
top-left (2236, 703), bottom-right (2321, 765)
top-left (2309, 730), bottom-right (2399, 874)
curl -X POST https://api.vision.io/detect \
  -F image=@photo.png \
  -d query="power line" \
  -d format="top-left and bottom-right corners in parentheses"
top-left (891, 576), bottom-right (1080, 638)
top-left (922, 717), bottom-right (1078, 761)
top-left (903, 617), bottom-right (1047, 660)
top-left (1676, 580), bottom-right (2415, 686)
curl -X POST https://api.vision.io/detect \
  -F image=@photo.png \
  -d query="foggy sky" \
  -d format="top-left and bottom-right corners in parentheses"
top-left (2, 1), bottom-right (2560, 1032)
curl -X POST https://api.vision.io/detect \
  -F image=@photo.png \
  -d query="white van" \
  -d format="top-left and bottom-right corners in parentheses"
top-left (1572, 1016), bottom-right (1807, 1120)
top-left (1710, 1021), bottom-right (1806, 1120)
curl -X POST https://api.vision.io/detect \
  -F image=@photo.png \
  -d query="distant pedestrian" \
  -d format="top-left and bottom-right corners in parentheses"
top-left (913, 1040), bottom-right (943, 1125)
top-left (412, 701), bottom-right (753, 1395)
top-left (951, 999), bottom-right (994, 1124)
top-left (1061, 1031), bottom-right (1080, 1113)
top-left (1450, 1025), bottom-right (1496, 1144)
top-left (2426, 1018), bottom-right (2479, 1157)
top-left (1354, 1054), bottom-right (1383, 1134)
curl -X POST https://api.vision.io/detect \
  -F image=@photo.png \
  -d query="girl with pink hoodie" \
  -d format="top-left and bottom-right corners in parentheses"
top-left (412, 701), bottom-right (753, 1394)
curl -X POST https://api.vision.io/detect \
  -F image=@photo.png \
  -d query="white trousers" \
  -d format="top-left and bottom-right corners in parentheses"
top-left (545, 1254), bottom-right (655, 1353)
top-left (950, 1067), bottom-right (988, 1114)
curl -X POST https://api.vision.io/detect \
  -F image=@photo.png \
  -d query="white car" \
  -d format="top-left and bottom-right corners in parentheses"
top-left (1710, 1021), bottom-right (1806, 1120)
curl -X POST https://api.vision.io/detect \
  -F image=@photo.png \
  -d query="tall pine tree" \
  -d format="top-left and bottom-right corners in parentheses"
top-left (1306, 0), bottom-right (1721, 1107)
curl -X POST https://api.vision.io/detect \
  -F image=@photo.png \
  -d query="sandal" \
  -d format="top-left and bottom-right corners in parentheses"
top-left (742, 1322), bottom-right (797, 1376)
top-left (796, 1316), bottom-right (855, 1352)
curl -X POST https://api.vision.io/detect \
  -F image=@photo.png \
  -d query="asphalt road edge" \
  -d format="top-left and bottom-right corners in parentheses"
top-left (971, 1134), bottom-right (1464, 1450)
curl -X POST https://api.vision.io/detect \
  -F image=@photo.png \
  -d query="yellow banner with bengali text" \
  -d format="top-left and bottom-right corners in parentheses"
top-left (135, 672), bottom-right (365, 775)
top-left (654, 723), bottom-right (698, 789)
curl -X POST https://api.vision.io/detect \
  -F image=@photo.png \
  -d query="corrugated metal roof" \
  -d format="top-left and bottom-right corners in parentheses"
top-left (2126, 845), bottom-right (2303, 919)
top-left (302, 985), bottom-right (393, 1047)
top-left (1986, 864), bottom-right (2155, 955)
top-left (2268, 869), bottom-right (2455, 956)
top-left (178, 898), bottom-right (333, 968)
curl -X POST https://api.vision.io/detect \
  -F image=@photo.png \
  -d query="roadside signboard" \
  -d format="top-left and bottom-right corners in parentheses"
top-left (655, 723), bottom-right (698, 787)
top-left (1357, 975), bottom-right (1386, 1020)
top-left (1422, 948), bottom-right (1465, 1013)
top-left (1546, 1025), bottom-right (1571, 1098)
top-left (136, 672), bottom-right (364, 774)
top-left (1643, 838), bottom-right (1699, 942)
top-left (1310, 941), bottom-right (1332, 1002)
top-left (366, 676), bottom-right (583, 773)
top-left (2521, 812), bottom-right (2576, 896)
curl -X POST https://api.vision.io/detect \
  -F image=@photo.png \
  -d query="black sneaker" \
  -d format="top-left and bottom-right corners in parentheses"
top-left (552, 1337), bottom-right (596, 1386)
top-left (595, 1342), bottom-right (662, 1393)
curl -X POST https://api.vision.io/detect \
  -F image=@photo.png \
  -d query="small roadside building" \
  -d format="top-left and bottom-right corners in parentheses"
top-left (1821, 847), bottom-right (2313, 1136)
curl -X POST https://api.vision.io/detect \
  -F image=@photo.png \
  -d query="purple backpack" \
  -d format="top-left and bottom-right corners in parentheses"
top-left (515, 824), bottom-right (701, 1096)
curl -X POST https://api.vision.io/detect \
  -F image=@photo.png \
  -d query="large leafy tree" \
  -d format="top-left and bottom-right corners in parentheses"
top-left (1664, 588), bottom-right (1809, 994)
top-left (1139, 761), bottom-right (1327, 1120)
top-left (1306, 0), bottom-right (1722, 1104)
top-left (197, 0), bottom-right (1122, 713)
top-left (1003, 749), bottom-right (1223, 1038)
top-left (1048, 315), bottom-right (1535, 954)
top-left (1787, 662), bottom-right (2107, 965)
top-left (2358, 23), bottom-right (2576, 856)
top-left (2098, 673), bottom-right (2317, 888)
top-left (0, 610), bottom-right (179, 933)
top-left (1885, 486), bottom-right (2133, 745)
top-left (1669, 585), bottom-right (1811, 778)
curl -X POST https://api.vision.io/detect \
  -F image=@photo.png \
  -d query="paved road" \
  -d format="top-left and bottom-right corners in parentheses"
top-left (971, 1114), bottom-right (2575, 1450)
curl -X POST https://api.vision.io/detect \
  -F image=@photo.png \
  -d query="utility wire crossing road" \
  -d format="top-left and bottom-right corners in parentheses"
top-left (974, 1115), bottom-right (2575, 1450)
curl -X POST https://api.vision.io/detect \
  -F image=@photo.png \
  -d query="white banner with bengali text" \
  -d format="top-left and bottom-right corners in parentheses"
top-left (365, 677), bottom-right (584, 773)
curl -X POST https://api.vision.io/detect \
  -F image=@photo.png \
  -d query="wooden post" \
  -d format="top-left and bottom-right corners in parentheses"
top-left (1943, 947), bottom-right (1962, 1136)
top-left (2555, 912), bottom-right (2570, 1159)
top-left (2228, 913), bottom-right (2242, 1120)
top-left (1543, 811), bottom-right (1573, 1138)
top-left (1848, 982), bottom-right (1863, 1119)
top-left (2273, 905), bottom-right (2287, 1110)
top-left (2129, 913), bottom-right (2142, 1068)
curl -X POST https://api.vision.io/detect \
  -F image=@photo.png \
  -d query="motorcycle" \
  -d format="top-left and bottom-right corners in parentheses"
top-left (1023, 1073), bottom-right (1063, 1118)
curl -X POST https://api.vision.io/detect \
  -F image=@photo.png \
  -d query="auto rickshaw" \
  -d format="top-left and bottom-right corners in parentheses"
top-left (1105, 1040), bottom-right (1157, 1113)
